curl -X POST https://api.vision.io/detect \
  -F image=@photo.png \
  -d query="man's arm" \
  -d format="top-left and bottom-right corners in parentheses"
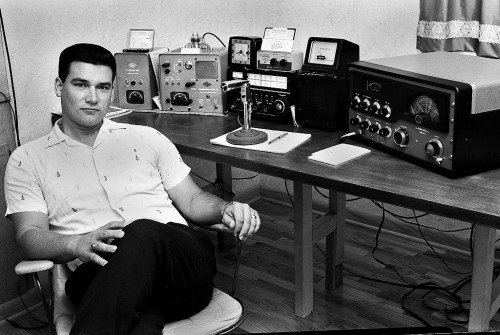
top-left (168, 174), bottom-right (261, 240)
top-left (10, 211), bottom-right (125, 266)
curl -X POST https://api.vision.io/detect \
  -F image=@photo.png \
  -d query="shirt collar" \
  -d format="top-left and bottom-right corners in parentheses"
top-left (45, 118), bottom-right (127, 148)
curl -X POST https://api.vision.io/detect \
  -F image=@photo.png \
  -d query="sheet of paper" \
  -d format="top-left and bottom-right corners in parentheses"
top-left (210, 128), bottom-right (310, 154)
top-left (308, 143), bottom-right (371, 166)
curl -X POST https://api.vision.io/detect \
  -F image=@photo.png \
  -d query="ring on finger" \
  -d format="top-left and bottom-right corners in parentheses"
top-left (91, 242), bottom-right (98, 251)
top-left (251, 214), bottom-right (257, 219)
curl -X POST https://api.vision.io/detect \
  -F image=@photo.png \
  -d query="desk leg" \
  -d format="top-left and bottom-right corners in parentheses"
top-left (215, 163), bottom-right (235, 251)
top-left (469, 225), bottom-right (495, 332)
top-left (294, 181), bottom-right (313, 318)
top-left (325, 191), bottom-right (345, 291)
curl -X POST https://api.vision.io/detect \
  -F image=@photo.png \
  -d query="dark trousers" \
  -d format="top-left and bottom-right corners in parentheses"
top-left (66, 219), bottom-right (217, 335)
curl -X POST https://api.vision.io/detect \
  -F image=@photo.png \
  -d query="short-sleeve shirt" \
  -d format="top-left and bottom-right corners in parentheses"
top-left (4, 118), bottom-right (191, 235)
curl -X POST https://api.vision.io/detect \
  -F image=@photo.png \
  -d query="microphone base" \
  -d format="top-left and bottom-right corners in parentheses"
top-left (226, 128), bottom-right (268, 145)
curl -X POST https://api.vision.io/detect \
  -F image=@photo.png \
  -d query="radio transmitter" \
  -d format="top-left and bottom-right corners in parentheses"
top-left (292, 37), bottom-right (359, 130)
top-left (348, 51), bottom-right (500, 177)
top-left (158, 47), bottom-right (228, 114)
top-left (226, 67), bottom-right (295, 123)
top-left (115, 52), bottom-right (159, 110)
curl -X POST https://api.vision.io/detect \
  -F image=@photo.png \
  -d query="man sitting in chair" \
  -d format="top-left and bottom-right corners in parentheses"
top-left (4, 43), bottom-right (261, 335)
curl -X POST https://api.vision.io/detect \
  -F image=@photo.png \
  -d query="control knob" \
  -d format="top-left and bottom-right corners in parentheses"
top-left (350, 95), bottom-right (361, 109)
top-left (425, 138), bottom-right (443, 157)
top-left (359, 120), bottom-right (371, 130)
top-left (349, 116), bottom-right (361, 126)
top-left (360, 98), bottom-right (371, 111)
top-left (279, 59), bottom-right (288, 67)
top-left (369, 101), bottom-right (381, 115)
top-left (368, 123), bottom-right (380, 133)
top-left (378, 126), bottom-right (392, 138)
top-left (380, 104), bottom-right (392, 118)
top-left (393, 127), bottom-right (409, 147)
top-left (272, 99), bottom-right (289, 115)
top-left (270, 58), bottom-right (278, 66)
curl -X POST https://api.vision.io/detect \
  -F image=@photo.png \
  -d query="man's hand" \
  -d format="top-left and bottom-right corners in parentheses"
top-left (73, 221), bottom-right (125, 266)
top-left (219, 202), bottom-right (261, 241)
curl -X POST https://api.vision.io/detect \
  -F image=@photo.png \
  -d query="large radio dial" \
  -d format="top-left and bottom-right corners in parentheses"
top-left (393, 127), bottom-right (409, 147)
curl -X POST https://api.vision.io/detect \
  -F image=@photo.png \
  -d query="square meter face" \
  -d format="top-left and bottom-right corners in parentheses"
top-left (229, 36), bottom-right (262, 68)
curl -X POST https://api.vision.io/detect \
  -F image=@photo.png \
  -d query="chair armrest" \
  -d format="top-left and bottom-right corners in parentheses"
top-left (15, 260), bottom-right (54, 275)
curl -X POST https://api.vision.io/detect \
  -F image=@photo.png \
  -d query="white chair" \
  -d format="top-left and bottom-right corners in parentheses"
top-left (15, 236), bottom-right (245, 335)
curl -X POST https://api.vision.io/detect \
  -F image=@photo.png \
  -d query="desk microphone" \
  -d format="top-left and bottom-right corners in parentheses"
top-left (220, 79), bottom-right (249, 92)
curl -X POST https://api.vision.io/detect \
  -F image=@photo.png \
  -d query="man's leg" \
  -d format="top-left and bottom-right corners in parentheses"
top-left (67, 220), bottom-right (216, 335)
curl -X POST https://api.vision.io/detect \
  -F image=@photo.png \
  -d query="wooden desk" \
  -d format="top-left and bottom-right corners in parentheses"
top-left (115, 112), bottom-right (500, 332)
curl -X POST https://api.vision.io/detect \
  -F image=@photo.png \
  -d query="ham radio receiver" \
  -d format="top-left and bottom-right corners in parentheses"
top-left (348, 51), bottom-right (500, 177)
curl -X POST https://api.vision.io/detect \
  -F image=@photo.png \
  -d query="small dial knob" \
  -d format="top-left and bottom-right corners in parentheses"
top-left (425, 139), bottom-right (443, 157)
top-left (380, 104), bottom-right (392, 118)
top-left (360, 98), bottom-right (371, 111)
top-left (350, 95), bottom-right (361, 109)
top-left (369, 101), bottom-right (381, 114)
top-left (164, 68), bottom-right (171, 74)
top-left (359, 120), bottom-right (371, 130)
top-left (270, 58), bottom-right (278, 66)
top-left (378, 126), bottom-right (392, 138)
top-left (184, 61), bottom-right (193, 70)
top-left (368, 123), bottom-right (380, 133)
top-left (349, 116), bottom-right (361, 126)
top-left (272, 99), bottom-right (289, 115)
top-left (393, 127), bottom-right (409, 147)
top-left (279, 59), bottom-right (288, 66)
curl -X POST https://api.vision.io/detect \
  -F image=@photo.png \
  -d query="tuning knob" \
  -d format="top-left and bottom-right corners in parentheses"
top-left (380, 104), bottom-right (392, 118)
top-left (368, 123), bottom-right (380, 133)
top-left (378, 126), bottom-right (392, 138)
top-left (425, 138), bottom-right (443, 157)
top-left (272, 99), bottom-right (289, 115)
top-left (393, 127), bottom-right (409, 147)
top-left (359, 120), bottom-right (371, 130)
top-left (349, 116), bottom-right (361, 126)
top-left (369, 101), bottom-right (381, 115)
top-left (350, 95), bottom-right (361, 109)
top-left (270, 58), bottom-right (278, 66)
top-left (279, 59), bottom-right (288, 67)
top-left (360, 98), bottom-right (371, 111)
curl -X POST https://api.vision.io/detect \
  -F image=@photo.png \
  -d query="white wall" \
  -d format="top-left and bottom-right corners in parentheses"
top-left (1, 0), bottom-right (419, 144)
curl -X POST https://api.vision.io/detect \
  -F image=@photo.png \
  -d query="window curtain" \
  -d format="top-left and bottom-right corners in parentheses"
top-left (417, 0), bottom-right (500, 58)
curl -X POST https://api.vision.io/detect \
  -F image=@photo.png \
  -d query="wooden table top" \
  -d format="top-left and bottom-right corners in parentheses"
top-left (115, 112), bottom-right (500, 229)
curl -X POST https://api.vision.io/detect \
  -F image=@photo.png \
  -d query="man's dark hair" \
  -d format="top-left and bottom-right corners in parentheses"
top-left (58, 43), bottom-right (116, 82)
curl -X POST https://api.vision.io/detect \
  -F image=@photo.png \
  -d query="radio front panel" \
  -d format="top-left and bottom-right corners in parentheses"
top-left (348, 68), bottom-right (457, 173)
top-left (226, 68), bottom-right (294, 123)
top-left (158, 49), bottom-right (227, 114)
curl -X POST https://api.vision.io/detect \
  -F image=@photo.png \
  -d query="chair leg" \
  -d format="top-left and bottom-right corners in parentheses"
top-left (33, 273), bottom-right (57, 335)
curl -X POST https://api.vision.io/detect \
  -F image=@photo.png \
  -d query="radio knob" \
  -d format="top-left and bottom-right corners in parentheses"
top-left (368, 123), bottom-right (380, 133)
top-left (425, 139), bottom-right (443, 157)
top-left (350, 95), bottom-right (361, 109)
top-left (393, 128), bottom-right (409, 147)
top-left (359, 120), bottom-right (371, 130)
top-left (378, 126), bottom-right (392, 138)
top-left (279, 59), bottom-right (288, 67)
top-left (360, 98), bottom-right (371, 111)
top-left (184, 61), bottom-right (193, 70)
top-left (161, 62), bottom-right (171, 68)
top-left (270, 58), bottom-right (278, 66)
top-left (273, 99), bottom-right (289, 115)
top-left (369, 101), bottom-right (381, 114)
top-left (164, 69), bottom-right (171, 74)
top-left (185, 82), bottom-right (196, 88)
top-left (380, 104), bottom-right (392, 118)
top-left (349, 116), bottom-right (361, 126)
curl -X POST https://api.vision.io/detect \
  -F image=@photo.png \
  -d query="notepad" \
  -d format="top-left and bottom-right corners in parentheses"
top-left (210, 128), bottom-right (311, 154)
top-left (308, 143), bottom-right (371, 166)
